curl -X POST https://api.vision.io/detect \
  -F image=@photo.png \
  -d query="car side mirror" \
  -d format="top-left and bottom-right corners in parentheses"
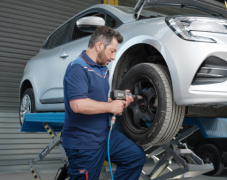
top-left (76, 16), bottom-right (105, 33)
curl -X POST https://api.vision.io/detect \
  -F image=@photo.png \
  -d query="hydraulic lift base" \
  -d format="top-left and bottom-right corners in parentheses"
top-left (29, 122), bottom-right (68, 180)
top-left (140, 126), bottom-right (214, 180)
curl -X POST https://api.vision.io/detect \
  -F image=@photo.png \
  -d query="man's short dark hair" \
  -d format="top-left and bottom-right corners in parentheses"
top-left (88, 26), bottom-right (123, 48)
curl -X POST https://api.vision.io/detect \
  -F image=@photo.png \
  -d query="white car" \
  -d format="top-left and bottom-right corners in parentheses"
top-left (19, 0), bottom-right (227, 146)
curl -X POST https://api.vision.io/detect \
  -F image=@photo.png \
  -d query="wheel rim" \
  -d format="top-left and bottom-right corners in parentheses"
top-left (20, 94), bottom-right (31, 124)
top-left (124, 75), bottom-right (158, 133)
top-left (201, 150), bottom-right (216, 165)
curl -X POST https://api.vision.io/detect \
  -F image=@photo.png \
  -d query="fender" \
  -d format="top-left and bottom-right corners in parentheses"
top-left (108, 35), bottom-right (163, 92)
top-left (19, 74), bottom-right (35, 100)
top-left (20, 76), bottom-right (63, 111)
top-left (19, 74), bottom-right (42, 109)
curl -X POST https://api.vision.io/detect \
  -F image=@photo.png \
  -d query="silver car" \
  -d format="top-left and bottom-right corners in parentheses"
top-left (19, 0), bottom-right (227, 147)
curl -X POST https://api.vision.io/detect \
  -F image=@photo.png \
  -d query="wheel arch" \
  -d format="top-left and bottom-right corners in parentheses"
top-left (20, 80), bottom-right (33, 101)
top-left (110, 35), bottom-right (170, 90)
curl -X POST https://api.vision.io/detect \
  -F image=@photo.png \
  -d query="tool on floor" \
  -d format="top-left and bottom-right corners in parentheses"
top-left (108, 90), bottom-right (143, 179)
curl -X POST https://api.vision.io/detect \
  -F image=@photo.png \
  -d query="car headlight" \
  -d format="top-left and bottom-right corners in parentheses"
top-left (166, 16), bottom-right (227, 43)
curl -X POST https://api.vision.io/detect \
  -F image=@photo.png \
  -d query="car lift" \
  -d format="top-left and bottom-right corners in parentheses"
top-left (21, 113), bottom-right (215, 180)
top-left (29, 122), bottom-right (68, 180)
top-left (140, 125), bottom-right (212, 180)
top-left (21, 113), bottom-right (67, 180)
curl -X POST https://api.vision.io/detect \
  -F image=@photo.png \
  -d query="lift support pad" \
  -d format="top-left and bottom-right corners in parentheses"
top-left (21, 113), bottom-right (64, 132)
top-left (183, 117), bottom-right (227, 138)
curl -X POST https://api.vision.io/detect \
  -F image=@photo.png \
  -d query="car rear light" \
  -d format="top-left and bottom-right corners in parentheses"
top-left (192, 56), bottom-right (227, 85)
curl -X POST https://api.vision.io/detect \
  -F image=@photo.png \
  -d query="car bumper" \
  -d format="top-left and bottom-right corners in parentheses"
top-left (161, 29), bottom-right (227, 105)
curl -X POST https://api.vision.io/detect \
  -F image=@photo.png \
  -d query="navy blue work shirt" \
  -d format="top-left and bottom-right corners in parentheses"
top-left (62, 50), bottom-right (110, 149)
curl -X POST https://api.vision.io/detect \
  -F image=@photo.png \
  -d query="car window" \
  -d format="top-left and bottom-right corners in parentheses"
top-left (46, 21), bottom-right (70, 49)
top-left (105, 14), bottom-right (116, 28)
top-left (75, 30), bottom-right (92, 40)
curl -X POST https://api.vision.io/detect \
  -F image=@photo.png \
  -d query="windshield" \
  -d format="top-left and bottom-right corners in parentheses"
top-left (113, 5), bottom-right (212, 18)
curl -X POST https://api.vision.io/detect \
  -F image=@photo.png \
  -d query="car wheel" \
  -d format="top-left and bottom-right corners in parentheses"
top-left (118, 63), bottom-right (185, 146)
top-left (19, 88), bottom-right (36, 126)
top-left (197, 144), bottom-right (224, 176)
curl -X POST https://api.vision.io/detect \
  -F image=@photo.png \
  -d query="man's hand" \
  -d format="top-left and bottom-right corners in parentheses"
top-left (110, 100), bottom-right (126, 116)
top-left (124, 89), bottom-right (134, 108)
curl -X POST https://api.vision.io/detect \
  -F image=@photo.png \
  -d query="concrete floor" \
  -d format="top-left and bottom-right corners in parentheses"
top-left (0, 163), bottom-right (226, 180)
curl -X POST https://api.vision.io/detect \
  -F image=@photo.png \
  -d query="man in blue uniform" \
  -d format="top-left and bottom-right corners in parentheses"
top-left (62, 26), bottom-right (145, 180)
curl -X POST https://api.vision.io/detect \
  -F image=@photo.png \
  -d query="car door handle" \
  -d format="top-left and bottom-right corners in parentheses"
top-left (60, 53), bottom-right (69, 58)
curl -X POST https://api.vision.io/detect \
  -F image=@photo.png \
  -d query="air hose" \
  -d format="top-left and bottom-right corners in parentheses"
top-left (107, 90), bottom-right (142, 180)
top-left (107, 115), bottom-right (116, 180)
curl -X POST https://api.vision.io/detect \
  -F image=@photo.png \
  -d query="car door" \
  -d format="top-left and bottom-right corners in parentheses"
top-left (32, 20), bottom-right (72, 104)
top-left (58, 9), bottom-right (120, 103)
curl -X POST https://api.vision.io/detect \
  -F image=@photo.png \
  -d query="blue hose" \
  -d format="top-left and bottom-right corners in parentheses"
top-left (107, 126), bottom-right (114, 180)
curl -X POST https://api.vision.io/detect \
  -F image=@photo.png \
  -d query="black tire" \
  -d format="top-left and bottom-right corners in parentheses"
top-left (19, 88), bottom-right (36, 126)
top-left (197, 144), bottom-right (224, 176)
top-left (118, 63), bottom-right (185, 146)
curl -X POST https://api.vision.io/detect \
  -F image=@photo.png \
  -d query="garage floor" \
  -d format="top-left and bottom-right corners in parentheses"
top-left (0, 162), bottom-right (226, 180)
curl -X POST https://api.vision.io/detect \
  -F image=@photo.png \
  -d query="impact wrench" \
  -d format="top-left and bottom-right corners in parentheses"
top-left (107, 90), bottom-right (143, 180)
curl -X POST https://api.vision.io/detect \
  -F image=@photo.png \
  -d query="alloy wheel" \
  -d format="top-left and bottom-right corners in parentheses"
top-left (20, 94), bottom-right (31, 124)
top-left (201, 150), bottom-right (216, 165)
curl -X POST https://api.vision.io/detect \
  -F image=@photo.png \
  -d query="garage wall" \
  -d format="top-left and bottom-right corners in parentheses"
top-left (0, 0), bottom-right (102, 173)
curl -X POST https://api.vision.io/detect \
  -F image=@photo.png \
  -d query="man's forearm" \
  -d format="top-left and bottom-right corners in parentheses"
top-left (70, 98), bottom-right (112, 115)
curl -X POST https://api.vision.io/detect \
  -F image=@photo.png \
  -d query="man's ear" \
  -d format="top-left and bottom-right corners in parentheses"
top-left (95, 41), bottom-right (104, 51)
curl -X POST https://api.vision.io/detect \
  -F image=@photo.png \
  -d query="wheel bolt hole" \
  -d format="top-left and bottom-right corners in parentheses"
top-left (139, 100), bottom-right (147, 112)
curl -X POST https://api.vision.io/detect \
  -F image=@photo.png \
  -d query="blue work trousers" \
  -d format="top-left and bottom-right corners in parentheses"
top-left (64, 129), bottom-right (146, 180)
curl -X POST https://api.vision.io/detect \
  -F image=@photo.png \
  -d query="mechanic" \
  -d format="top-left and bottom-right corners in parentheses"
top-left (62, 26), bottom-right (146, 180)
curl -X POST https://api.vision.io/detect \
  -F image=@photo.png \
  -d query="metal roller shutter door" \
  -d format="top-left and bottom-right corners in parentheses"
top-left (0, 0), bottom-right (101, 173)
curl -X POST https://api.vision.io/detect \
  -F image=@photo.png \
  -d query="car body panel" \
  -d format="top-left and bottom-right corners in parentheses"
top-left (108, 17), bottom-right (166, 91)
top-left (30, 47), bottom-right (62, 103)
top-left (58, 36), bottom-right (91, 102)
top-left (19, 55), bottom-right (65, 111)
top-left (134, 0), bottom-right (227, 18)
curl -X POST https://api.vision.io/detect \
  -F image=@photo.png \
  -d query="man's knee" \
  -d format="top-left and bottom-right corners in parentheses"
top-left (137, 146), bottom-right (146, 166)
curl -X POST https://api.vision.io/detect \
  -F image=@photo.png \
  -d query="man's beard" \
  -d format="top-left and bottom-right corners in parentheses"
top-left (97, 49), bottom-right (110, 67)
